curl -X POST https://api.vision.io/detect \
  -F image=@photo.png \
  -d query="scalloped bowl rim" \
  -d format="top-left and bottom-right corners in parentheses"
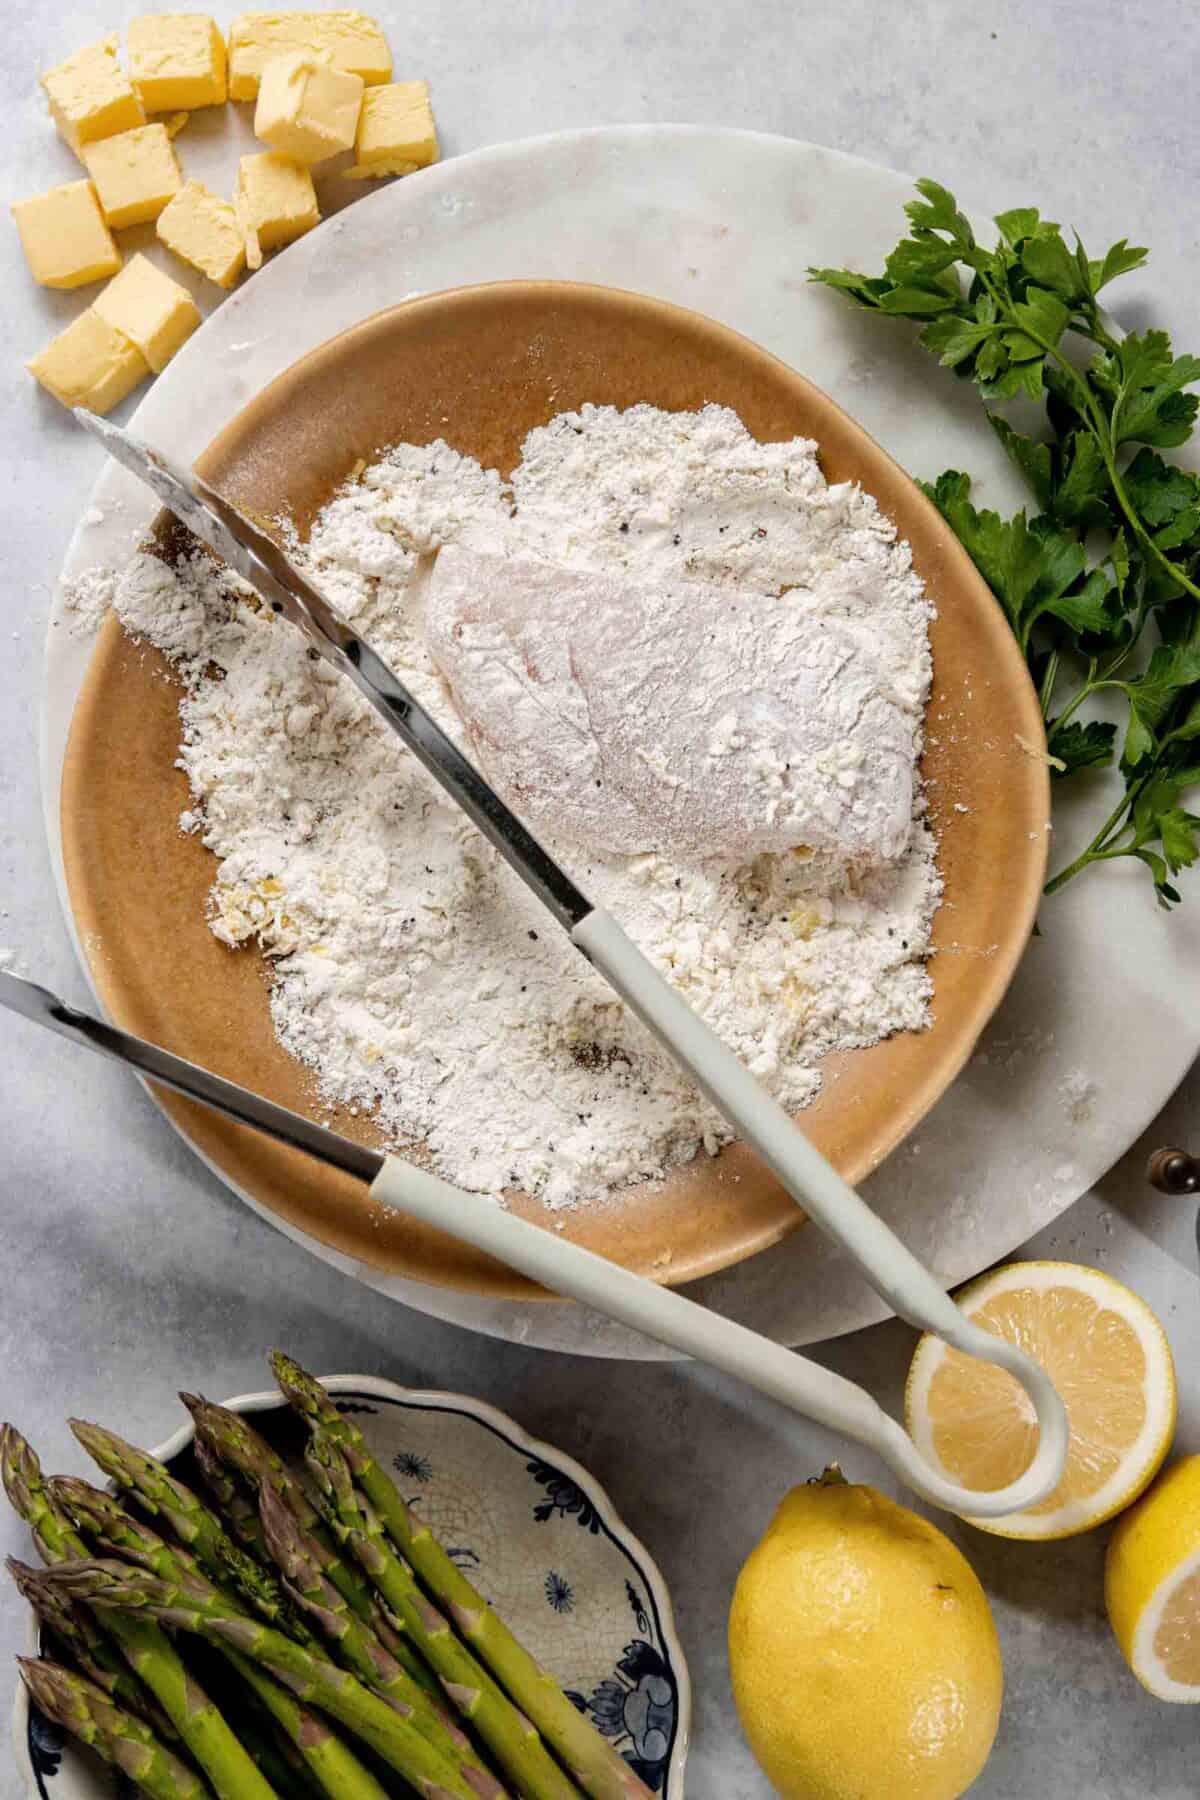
top-left (12, 1373), bottom-right (691, 1796)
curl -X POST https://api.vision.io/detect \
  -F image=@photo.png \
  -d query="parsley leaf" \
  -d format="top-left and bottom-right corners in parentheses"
top-left (1122, 448), bottom-right (1199, 525)
top-left (1047, 718), bottom-right (1117, 773)
top-left (1020, 232), bottom-right (1083, 301)
top-left (1094, 331), bottom-right (1200, 447)
top-left (813, 179), bottom-right (1200, 907)
top-left (1091, 239), bottom-right (1149, 292)
top-left (1120, 635), bottom-right (1200, 749)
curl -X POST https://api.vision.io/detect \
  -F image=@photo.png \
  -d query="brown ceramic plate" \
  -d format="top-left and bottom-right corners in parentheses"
top-left (61, 281), bottom-right (1049, 1300)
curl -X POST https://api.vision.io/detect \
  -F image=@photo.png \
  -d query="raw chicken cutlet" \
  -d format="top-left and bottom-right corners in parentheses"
top-left (424, 545), bottom-right (922, 864)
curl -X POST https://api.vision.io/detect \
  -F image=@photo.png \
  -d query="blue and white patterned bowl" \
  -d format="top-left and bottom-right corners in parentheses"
top-left (12, 1376), bottom-right (690, 1796)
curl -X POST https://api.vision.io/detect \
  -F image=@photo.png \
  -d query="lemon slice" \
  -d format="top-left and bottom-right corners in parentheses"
top-left (906, 1261), bottom-right (1176, 1539)
top-left (1107, 1456), bottom-right (1200, 1701)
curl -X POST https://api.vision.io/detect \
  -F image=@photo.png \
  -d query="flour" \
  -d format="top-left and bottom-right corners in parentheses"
top-left (81, 403), bottom-right (941, 1210)
top-left (62, 566), bottom-right (118, 635)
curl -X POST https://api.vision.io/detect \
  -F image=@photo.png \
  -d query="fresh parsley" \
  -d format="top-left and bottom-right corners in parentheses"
top-left (811, 180), bottom-right (1200, 906)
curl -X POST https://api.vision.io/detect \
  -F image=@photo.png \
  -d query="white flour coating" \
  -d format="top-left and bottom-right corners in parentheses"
top-left (89, 404), bottom-right (941, 1209)
top-left (424, 544), bottom-right (922, 862)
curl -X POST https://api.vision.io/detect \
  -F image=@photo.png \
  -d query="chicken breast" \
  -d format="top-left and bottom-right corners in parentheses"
top-left (422, 545), bottom-right (920, 866)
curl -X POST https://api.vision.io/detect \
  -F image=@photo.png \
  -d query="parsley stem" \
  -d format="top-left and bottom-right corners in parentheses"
top-left (1044, 754), bottom-right (1164, 893)
top-left (1047, 660), bottom-right (1096, 731)
top-left (1044, 781), bottom-right (1137, 893)
top-left (1085, 306), bottom-right (1123, 356)
top-left (1044, 847), bottom-right (1099, 894)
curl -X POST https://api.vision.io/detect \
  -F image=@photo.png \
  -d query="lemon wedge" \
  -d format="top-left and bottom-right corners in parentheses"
top-left (905, 1260), bottom-right (1176, 1539)
top-left (1107, 1455), bottom-right (1200, 1701)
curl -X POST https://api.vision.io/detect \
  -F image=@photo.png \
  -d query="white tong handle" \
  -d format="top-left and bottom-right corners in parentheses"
top-left (374, 908), bottom-right (1068, 1518)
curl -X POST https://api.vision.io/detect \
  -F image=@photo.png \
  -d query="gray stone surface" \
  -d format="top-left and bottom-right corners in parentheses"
top-left (3, 2), bottom-right (1200, 1794)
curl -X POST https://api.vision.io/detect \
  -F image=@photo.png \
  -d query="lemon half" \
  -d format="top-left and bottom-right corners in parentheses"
top-left (1107, 1455), bottom-right (1200, 1701)
top-left (905, 1260), bottom-right (1176, 1539)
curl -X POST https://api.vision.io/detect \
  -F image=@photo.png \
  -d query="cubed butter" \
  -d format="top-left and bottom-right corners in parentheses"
top-left (157, 180), bottom-right (245, 287)
top-left (28, 308), bottom-right (149, 414)
top-left (11, 180), bottom-right (120, 289)
top-left (93, 253), bottom-right (200, 373)
top-left (128, 14), bottom-right (227, 111)
top-left (254, 52), bottom-right (363, 163)
top-left (82, 124), bottom-right (182, 229)
top-left (40, 36), bottom-right (144, 154)
top-left (236, 152), bottom-right (319, 266)
top-left (228, 12), bottom-right (390, 101)
top-left (347, 79), bottom-right (438, 178)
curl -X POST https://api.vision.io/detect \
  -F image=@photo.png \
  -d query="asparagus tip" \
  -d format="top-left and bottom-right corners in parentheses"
top-left (15, 1655), bottom-right (65, 1715)
top-left (66, 1418), bottom-right (108, 1453)
top-left (269, 1353), bottom-right (336, 1422)
top-left (1, 1427), bottom-right (42, 1516)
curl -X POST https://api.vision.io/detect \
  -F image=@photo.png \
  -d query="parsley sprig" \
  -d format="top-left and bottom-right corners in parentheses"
top-left (811, 180), bottom-right (1200, 905)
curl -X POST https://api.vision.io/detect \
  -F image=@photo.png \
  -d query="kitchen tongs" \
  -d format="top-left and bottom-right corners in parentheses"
top-left (55, 408), bottom-right (1068, 1518)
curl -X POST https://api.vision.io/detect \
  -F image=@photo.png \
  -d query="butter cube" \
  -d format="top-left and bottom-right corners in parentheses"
top-left (237, 152), bottom-right (319, 265)
top-left (93, 253), bottom-right (201, 373)
top-left (28, 309), bottom-right (149, 414)
top-left (11, 180), bottom-right (120, 289)
top-left (347, 80), bottom-right (438, 178)
top-left (254, 52), bottom-right (363, 163)
top-left (228, 12), bottom-right (390, 101)
top-left (157, 180), bottom-right (245, 287)
top-left (82, 124), bottom-right (182, 229)
top-left (129, 15), bottom-right (227, 111)
top-left (41, 37), bottom-right (145, 154)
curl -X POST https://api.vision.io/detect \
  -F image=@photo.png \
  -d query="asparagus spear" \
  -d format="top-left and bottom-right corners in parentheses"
top-left (182, 1396), bottom-right (378, 1627)
top-left (7, 1556), bottom-right (176, 1741)
top-left (69, 1421), bottom-right (302, 1627)
top-left (234, 1468), bottom-right (442, 1700)
top-left (193, 1434), bottom-right (273, 1565)
top-left (259, 1481), bottom-right (449, 1717)
top-left (362, 1591), bottom-right (443, 1696)
top-left (57, 1449), bottom-right (316, 1645)
top-left (51, 1558), bottom-right (506, 1800)
top-left (219, 1691), bottom-right (318, 1798)
top-left (1, 1426), bottom-right (91, 1568)
top-left (50, 1474), bottom-right (214, 1577)
top-left (188, 1390), bottom-right (432, 1697)
top-left (220, 1646), bottom-right (393, 1800)
top-left (1, 1427), bottom-right (278, 1800)
top-left (148, 1423), bottom-right (436, 1696)
top-left (308, 1435), bottom-right (582, 1800)
top-left (17, 1658), bottom-right (208, 1800)
top-left (71, 1420), bottom-right (244, 1566)
top-left (270, 1357), bottom-right (654, 1800)
top-left (55, 1469), bottom-right (454, 1799)
top-left (259, 1482), bottom-right (503, 1796)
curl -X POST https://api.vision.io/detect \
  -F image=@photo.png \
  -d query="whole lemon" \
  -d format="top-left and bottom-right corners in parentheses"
top-left (728, 1472), bottom-right (1003, 1799)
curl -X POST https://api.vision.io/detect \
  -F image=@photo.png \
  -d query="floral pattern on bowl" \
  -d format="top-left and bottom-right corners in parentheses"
top-left (12, 1375), bottom-right (691, 1796)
